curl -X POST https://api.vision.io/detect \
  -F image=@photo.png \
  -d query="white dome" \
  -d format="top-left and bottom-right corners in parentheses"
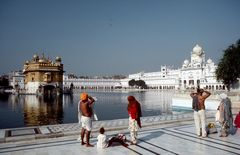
top-left (207, 58), bottom-right (213, 64)
top-left (193, 44), bottom-right (203, 56)
top-left (183, 59), bottom-right (189, 65)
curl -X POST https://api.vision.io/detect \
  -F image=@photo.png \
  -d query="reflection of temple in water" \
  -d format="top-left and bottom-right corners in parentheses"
top-left (140, 91), bottom-right (173, 115)
top-left (23, 95), bottom-right (63, 126)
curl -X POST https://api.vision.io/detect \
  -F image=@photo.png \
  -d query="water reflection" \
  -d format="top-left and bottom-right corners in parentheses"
top-left (23, 95), bottom-right (64, 126)
top-left (140, 91), bottom-right (174, 115)
top-left (0, 90), bottom-right (182, 129)
top-left (0, 93), bottom-right (9, 102)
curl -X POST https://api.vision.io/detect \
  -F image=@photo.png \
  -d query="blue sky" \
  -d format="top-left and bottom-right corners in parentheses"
top-left (0, 0), bottom-right (240, 76)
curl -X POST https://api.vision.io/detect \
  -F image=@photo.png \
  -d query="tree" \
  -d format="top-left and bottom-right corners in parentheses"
top-left (128, 79), bottom-right (147, 89)
top-left (128, 79), bottom-right (136, 87)
top-left (136, 80), bottom-right (147, 89)
top-left (215, 39), bottom-right (240, 91)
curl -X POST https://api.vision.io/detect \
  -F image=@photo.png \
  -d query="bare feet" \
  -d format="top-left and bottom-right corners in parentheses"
top-left (86, 143), bottom-right (94, 147)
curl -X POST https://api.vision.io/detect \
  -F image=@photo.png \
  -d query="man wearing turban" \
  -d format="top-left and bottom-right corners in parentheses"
top-left (79, 92), bottom-right (95, 147)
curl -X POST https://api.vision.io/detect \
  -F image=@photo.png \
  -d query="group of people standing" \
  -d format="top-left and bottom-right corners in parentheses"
top-left (78, 89), bottom-right (237, 148)
top-left (190, 88), bottom-right (236, 138)
top-left (78, 92), bottom-right (142, 147)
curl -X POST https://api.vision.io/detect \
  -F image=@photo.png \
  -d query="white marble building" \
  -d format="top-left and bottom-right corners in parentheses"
top-left (8, 71), bottom-right (25, 90)
top-left (63, 44), bottom-right (239, 91)
top-left (63, 76), bottom-right (121, 89)
top-left (124, 44), bottom-right (225, 90)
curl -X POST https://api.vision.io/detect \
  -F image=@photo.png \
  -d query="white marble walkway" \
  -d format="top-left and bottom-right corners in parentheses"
top-left (1, 110), bottom-right (240, 155)
top-left (0, 119), bottom-right (239, 155)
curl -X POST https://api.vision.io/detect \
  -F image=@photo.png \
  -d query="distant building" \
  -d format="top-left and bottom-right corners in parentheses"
top-left (63, 75), bottom-right (120, 89)
top-left (23, 54), bottom-right (64, 95)
top-left (123, 44), bottom-right (225, 90)
top-left (8, 71), bottom-right (25, 90)
top-left (63, 44), bottom-right (237, 91)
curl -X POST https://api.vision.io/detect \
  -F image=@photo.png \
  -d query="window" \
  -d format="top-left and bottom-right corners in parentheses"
top-left (44, 72), bottom-right (51, 83)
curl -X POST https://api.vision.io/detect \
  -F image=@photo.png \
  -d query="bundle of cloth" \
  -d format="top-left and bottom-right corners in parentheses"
top-left (217, 93), bottom-right (235, 137)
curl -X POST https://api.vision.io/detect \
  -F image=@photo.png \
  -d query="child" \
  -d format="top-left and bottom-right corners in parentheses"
top-left (97, 127), bottom-right (108, 148)
top-left (97, 127), bottom-right (129, 149)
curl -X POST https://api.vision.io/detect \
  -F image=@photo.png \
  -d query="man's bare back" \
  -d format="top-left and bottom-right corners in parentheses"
top-left (80, 96), bottom-right (95, 117)
top-left (80, 101), bottom-right (92, 117)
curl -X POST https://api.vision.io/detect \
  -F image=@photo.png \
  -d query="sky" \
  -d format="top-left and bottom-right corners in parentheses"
top-left (0, 0), bottom-right (240, 76)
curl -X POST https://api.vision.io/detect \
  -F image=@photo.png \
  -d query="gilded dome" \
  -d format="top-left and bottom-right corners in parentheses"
top-left (33, 54), bottom-right (39, 59)
top-left (55, 56), bottom-right (61, 62)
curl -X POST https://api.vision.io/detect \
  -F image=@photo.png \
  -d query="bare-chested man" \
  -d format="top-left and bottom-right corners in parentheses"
top-left (190, 88), bottom-right (211, 138)
top-left (79, 92), bottom-right (95, 147)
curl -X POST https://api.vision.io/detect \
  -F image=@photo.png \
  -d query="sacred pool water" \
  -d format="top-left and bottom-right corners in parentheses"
top-left (0, 90), bottom-right (192, 129)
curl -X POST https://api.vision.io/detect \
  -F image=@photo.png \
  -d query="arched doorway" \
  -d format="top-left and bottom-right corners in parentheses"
top-left (43, 85), bottom-right (56, 97)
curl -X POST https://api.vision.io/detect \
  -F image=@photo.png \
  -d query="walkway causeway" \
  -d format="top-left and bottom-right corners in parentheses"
top-left (0, 111), bottom-right (239, 155)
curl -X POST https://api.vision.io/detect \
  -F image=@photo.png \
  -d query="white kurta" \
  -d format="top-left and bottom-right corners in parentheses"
top-left (97, 134), bottom-right (108, 149)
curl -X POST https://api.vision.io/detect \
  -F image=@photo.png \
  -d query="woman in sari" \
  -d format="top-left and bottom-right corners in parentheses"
top-left (127, 96), bottom-right (142, 144)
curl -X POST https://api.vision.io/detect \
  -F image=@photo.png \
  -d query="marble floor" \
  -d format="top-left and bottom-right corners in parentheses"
top-left (0, 122), bottom-right (239, 155)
